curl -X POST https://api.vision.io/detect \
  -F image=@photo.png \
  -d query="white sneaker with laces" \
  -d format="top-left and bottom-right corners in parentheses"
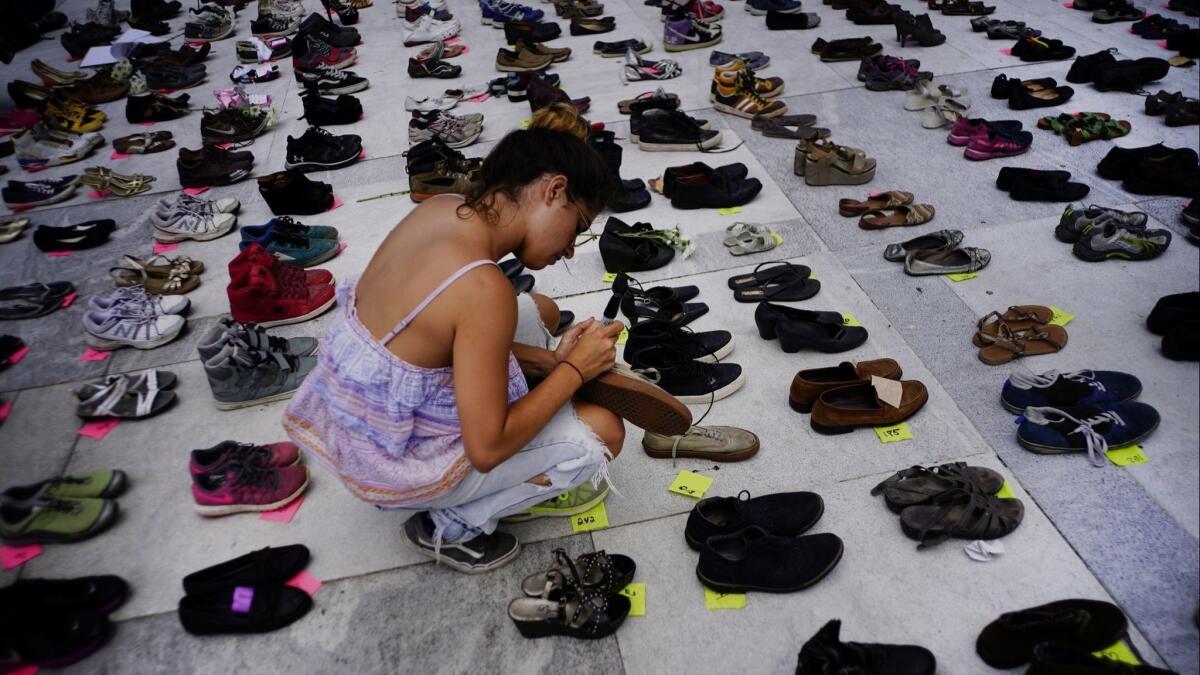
top-left (83, 308), bottom-right (186, 351)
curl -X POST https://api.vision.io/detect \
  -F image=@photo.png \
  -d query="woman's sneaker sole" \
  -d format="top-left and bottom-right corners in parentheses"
top-left (577, 366), bottom-right (692, 435)
top-left (194, 474), bottom-right (308, 516)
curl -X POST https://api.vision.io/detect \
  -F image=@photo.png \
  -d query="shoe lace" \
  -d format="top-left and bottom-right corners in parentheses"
top-left (38, 497), bottom-right (85, 514)
top-left (229, 461), bottom-right (282, 489)
top-left (1025, 406), bottom-right (1126, 467)
top-left (237, 322), bottom-right (292, 352)
top-left (315, 63), bottom-right (349, 80)
top-left (1010, 369), bottom-right (1106, 393)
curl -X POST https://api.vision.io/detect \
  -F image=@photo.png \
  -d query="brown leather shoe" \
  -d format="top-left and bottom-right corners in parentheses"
top-left (810, 379), bottom-right (928, 434)
top-left (495, 47), bottom-right (556, 73)
top-left (63, 73), bottom-right (129, 104)
top-left (789, 358), bottom-right (901, 413)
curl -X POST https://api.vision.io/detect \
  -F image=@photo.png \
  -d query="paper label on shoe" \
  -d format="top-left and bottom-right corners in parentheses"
top-left (570, 502), bottom-right (609, 533)
top-left (871, 376), bottom-right (903, 408)
top-left (946, 272), bottom-right (977, 282)
top-left (996, 481), bottom-right (1016, 499)
top-left (0, 544), bottom-right (42, 570)
top-left (47, 251), bottom-right (71, 258)
top-left (231, 586), bottom-right (255, 613)
top-left (873, 422), bottom-right (913, 443)
top-left (5, 664), bottom-right (37, 675)
top-left (840, 312), bottom-right (861, 327)
top-left (602, 272), bottom-right (618, 284)
top-left (182, 186), bottom-right (209, 196)
top-left (616, 327), bottom-right (628, 346)
top-left (1093, 641), bottom-right (1140, 665)
top-left (110, 151), bottom-right (130, 160)
top-left (704, 588), bottom-right (746, 610)
top-left (1047, 306), bottom-right (1074, 327)
top-left (60, 292), bottom-right (77, 308)
top-left (668, 471), bottom-right (713, 499)
top-left (770, 232), bottom-right (784, 246)
top-left (619, 583), bottom-right (646, 616)
top-left (1106, 445), bottom-right (1148, 467)
top-left (466, 92), bottom-right (490, 103)
top-left (716, 207), bottom-right (742, 215)
top-left (8, 346), bottom-right (29, 364)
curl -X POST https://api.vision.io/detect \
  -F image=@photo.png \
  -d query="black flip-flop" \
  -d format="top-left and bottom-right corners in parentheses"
top-left (726, 261), bottom-right (811, 290)
top-left (733, 270), bottom-right (821, 303)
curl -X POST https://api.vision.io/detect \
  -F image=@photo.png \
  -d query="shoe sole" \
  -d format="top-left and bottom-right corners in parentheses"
top-left (964, 147), bottom-right (1028, 160)
top-left (664, 36), bottom-right (722, 52)
top-left (642, 435), bottom-right (759, 461)
top-left (401, 522), bottom-right (522, 574)
top-left (672, 369), bottom-right (746, 405)
top-left (637, 132), bottom-right (723, 152)
top-left (502, 484), bottom-right (611, 523)
top-left (1017, 420), bottom-right (1159, 455)
top-left (593, 46), bottom-right (650, 57)
top-left (577, 368), bottom-right (693, 435)
top-left (695, 537), bottom-right (843, 593)
top-left (284, 152), bottom-right (361, 172)
top-left (712, 100), bottom-right (785, 119)
top-left (85, 322), bottom-right (185, 351)
top-left (213, 386), bottom-right (301, 410)
top-left (194, 474), bottom-right (308, 515)
top-left (252, 293), bottom-right (337, 329)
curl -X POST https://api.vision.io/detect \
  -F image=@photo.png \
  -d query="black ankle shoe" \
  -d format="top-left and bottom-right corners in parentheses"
top-left (697, 526), bottom-right (843, 593)
top-left (796, 620), bottom-right (937, 675)
top-left (258, 169), bottom-right (334, 215)
top-left (1066, 48), bottom-right (1117, 82)
top-left (0, 576), bottom-right (129, 614)
top-left (624, 343), bottom-right (744, 404)
top-left (598, 217), bottom-right (675, 272)
top-left (1091, 56), bottom-right (1170, 92)
top-left (684, 491), bottom-right (825, 549)
top-left (1006, 172), bottom-right (1091, 202)
top-left (754, 302), bottom-right (847, 344)
top-left (300, 87), bottom-right (362, 125)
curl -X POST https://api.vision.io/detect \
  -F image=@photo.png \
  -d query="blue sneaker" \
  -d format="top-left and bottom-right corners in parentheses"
top-left (745, 0), bottom-right (800, 15)
top-left (239, 225), bottom-right (339, 268)
top-left (481, 0), bottom-right (543, 24)
top-left (243, 217), bottom-right (339, 241)
top-left (1017, 403), bottom-right (1160, 466)
top-left (1000, 369), bottom-right (1142, 414)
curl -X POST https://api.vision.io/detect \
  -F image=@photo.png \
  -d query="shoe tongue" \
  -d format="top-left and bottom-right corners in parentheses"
top-left (871, 376), bottom-right (903, 408)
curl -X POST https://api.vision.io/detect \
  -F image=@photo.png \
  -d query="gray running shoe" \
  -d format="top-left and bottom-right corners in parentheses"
top-left (202, 343), bottom-right (317, 410)
top-left (401, 513), bottom-right (520, 574)
top-left (197, 315), bottom-right (319, 361)
top-left (82, 307), bottom-right (185, 351)
top-left (1072, 224), bottom-right (1172, 262)
top-left (642, 425), bottom-right (760, 465)
top-left (1055, 204), bottom-right (1148, 243)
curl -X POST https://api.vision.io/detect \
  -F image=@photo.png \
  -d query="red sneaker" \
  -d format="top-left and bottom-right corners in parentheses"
top-left (227, 255), bottom-right (335, 328)
top-left (231, 243), bottom-right (334, 288)
top-left (189, 440), bottom-right (302, 477)
top-left (192, 463), bottom-right (309, 516)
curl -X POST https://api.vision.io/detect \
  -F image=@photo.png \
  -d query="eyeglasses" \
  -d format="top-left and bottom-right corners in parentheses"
top-left (572, 203), bottom-right (598, 248)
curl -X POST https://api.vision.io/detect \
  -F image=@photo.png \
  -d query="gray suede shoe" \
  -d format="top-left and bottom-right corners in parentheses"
top-left (642, 425), bottom-right (760, 465)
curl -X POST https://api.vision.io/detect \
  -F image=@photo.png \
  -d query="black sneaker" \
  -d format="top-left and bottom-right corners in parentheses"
top-left (0, 610), bottom-right (114, 669)
top-left (298, 12), bottom-right (359, 47)
top-left (294, 63), bottom-right (369, 94)
top-left (284, 126), bottom-right (362, 171)
top-left (200, 107), bottom-right (271, 145)
top-left (503, 19), bottom-right (561, 44)
top-left (251, 14), bottom-right (297, 39)
top-left (598, 217), bottom-right (676, 273)
top-left (258, 169), bottom-right (334, 215)
top-left (634, 108), bottom-right (723, 151)
top-left (401, 512), bottom-right (520, 574)
top-left (668, 164), bottom-right (762, 210)
top-left (796, 620), bottom-right (936, 675)
top-left (625, 343), bottom-right (744, 403)
top-left (2, 175), bottom-right (81, 208)
top-left (684, 490), bottom-right (824, 550)
top-left (182, 544), bottom-right (310, 594)
top-left (143, 63), bottom-right (206, 90)
top-left (696, 526), bottom-right (844, 593)
top-left (176, 146), bottom-right (253, 187)
top-left (179, 584), bottom-right (312, 635)
top-left (625, 320), bottom-right (734, 363)
top-left (299, 86), bottom-right (362, 125)
top-left (125, 92), bottom-right (191, 123)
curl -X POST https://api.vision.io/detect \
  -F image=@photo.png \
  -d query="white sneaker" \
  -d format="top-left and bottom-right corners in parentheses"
top-left (158, 193), bottom-right (241, 215)
top-left (269, 0), bottom-right (306, 19)
top-left (403, 15), bottom-right (461, 44)
top-left (404, 95), bottom-right (459, 112)
top-left (83, 308), bottom-right (186, 351)
top-left (14, 125), bottom-right (101, 169)
top-left (151, 206), bottom-right (237, 242)
top-left (89, 285), bottom-right (190, 316)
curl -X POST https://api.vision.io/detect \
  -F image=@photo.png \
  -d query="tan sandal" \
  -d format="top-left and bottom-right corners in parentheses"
top-left (973, 305), bottom-right (1052, 347)
top-left (978, 324), bottom-right (1068, 365)
top-left (838, 191), bottom-right (914, 216)
top-left (122, 254), bottom-right (205, 276)
top-left (110, 266), bottom-right (200, 295)
top-left (858, 204), bottom-right (935, 230)
top-left (793, 137), bottom-right (839, 175)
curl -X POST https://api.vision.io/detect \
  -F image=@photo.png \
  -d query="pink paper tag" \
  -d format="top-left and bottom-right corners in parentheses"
top-left (10, 204), bottom-right (34, 213)
top-left (110, 151), bottom-right (131, 160)
top-left (80, 347), bottom-right (112, 362)
top-left (260, 496), bottom-right (304, 523)
top-left (1062, 1), bottom-right (1073, 6)
top-left (78, 418), bottom-right (120, 439)
top-left (153, 241), bottom-right (178, 254)
top-left (460, 46), bottom-right (470, 55)
top-left (0, 544), bottom-right (42, 570)
top-left (60, 292), bottom-right (77, 308)
top-left (231, 586), bottom-right (255, 613)
top-left (358, 148), bottom-right (366, 160)
top-left (8, 346), bottom-right (29, 364)
top-left (466, 92), bottom-right (490, 103)
top-left (337, 241), bottom-right (347, 254)
top-left (285, 570), bottom-right (323, 596)
top-left (87, 189), bottom-right (112, 200)
top-left (6, 665), bottom-right (37, 675)
top-left (47, 251), bottom-right (71, 258)
top-left (156, 88), bottom-right (176, 95)
top-left (67, 55), bottom-right (81, 62)
top-left (182, 186), bottom-right (209, 196)
top-left (1157, 40), bottom-right (1169, 47)
top-left (1001, 48), bottom-right (1013, 55)
top-left (327, 195), bottom-right (345, 212)
top-left (139, 121), bottom-right (156, 127)
top-left (216, 142), bottom-right (234, 150)
top-left (24, 165), bottom-right (48, 173)
top-left (0, 400), bottom-right (13, 423)
top-left (446, 36), bottom-right (462, 44)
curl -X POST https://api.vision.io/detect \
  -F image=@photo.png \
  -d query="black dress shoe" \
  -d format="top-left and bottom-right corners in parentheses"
top-left (684, 491), bottom-right (824, 550)
top-left (697, 526), bottom-right (844, 593)
top-left (178, 584), bottom-right (313, 635)
top-left (257, 170), bottom-right (334, 215)
top-left (996, 167), bottom-right (1069, 191)
top-left (598, 217), bottom-right (675, 273)
top-left (0, 610), bottom-right (113, 669)
top-left (1009, 84), bottom-right (1074, 110)
top-left (754, 302), bottom-right (843, 340)
top-left (796, 620), bottom-right (937, 675)
top-left (1066, 48), bottom-right (1117, 82)
top-left (32, 220), bottom-right (115, 252)
top-left (1091, 56), bottom-right (1170, 91)
top-left (990, 74), bottom-right (1057, 98)
top-left (183, 545), bottom-right (310, 595)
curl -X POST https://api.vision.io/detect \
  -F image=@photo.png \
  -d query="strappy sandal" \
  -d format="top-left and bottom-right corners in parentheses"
top-left (899, 489), bottom-right (1023, 549)
top-left (82, 168), bottom-right (157, 197)
top-left (0, 282), bottom-right (75, 320)
top-left (74, 375), bottom-right (178, 420)
top-left (726, 261), bottom-right (811, 290)
top-left (973, 305), bottom-right (1052, 346)
top-left (110, 265), bottom-right (200, 295)
top-left (624, 281), bottom-right (700, 305)
top-left (113, 131), bottom-right (175, 154)
top-left (621, 51), bottom-right (682, 83)
top-left (508, 581), bottom-right (630, 640)
top-left (123, 254), bottom-right (206, 276)
top-left (922, 98), bottom-right (969, 129)
top-left (859, 204), bottom-right (935, 230)
top-left (804, 144), bottom-right (876, 186)
top-left (871, 462), bottom-right (1005, 513)
top-left (978, 323), bottom-right (1069, 365)
top-left (521, 548), bottom-right (636, 598)
top-left (733, 267), bottom-right (821, 303)
top-left (73, 369), bottom-right (178, 400)
top-left (617, 89), bottom-right (679, 114)
top-left (0, 217), bottom-right (30, 244)
top-left (621, 298), bottom-right (707, 327)
top-left (904, 80), bottom-right (970, 111)
top-left (729, 229), bottom-right (778, 256)
top-left (793, 137), bottom-right (840, 174)
top-left (838, 191), bottom-right (914, 216)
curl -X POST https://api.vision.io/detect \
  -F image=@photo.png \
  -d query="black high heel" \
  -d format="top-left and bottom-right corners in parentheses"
top-left (319, 0), bottom-right (358, 24)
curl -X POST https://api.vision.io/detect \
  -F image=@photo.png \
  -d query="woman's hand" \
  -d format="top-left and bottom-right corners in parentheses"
top-left (552, 317), bottom-right (595, 365)
top-left (563, 320), bottom-right (623, 381)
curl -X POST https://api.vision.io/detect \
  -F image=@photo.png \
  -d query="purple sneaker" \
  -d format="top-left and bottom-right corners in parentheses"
top-left (964, 128), bottom-right (1033, 160)
top-left (663, 16), bottom-right (722, 51)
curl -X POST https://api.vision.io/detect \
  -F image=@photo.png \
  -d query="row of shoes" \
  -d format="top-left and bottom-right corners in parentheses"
top-left (871, 461), bottom-right (1023, 549)
top-left (192, 440), bottom-right (310, 516)
top-left (789, 358), bottom-right (928, 433)
top-left (179, 544), bottom-right (314, 634)
top-left (0, 575), bottom-right (130, 671)
top-left (882, 229), bottom-right (992, 276)
top-left (0, 470), bottom-right (126, 544)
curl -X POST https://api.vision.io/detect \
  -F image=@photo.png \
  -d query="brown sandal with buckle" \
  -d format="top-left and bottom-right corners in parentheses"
top-left (973, 305), bottom-right (1053, 347)
top-left (858, 204), bottom-right (936, 230)
top-left (977, 323), bottom-right (1068, 365)
top-left (838, 190), bottom-right (914, 216)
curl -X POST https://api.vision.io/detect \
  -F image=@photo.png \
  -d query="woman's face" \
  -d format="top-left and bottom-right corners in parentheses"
top-left (515, 174), bottom-right (595, 270)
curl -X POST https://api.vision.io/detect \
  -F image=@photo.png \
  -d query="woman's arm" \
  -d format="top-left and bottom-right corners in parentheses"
top-left (511, 343), bottom-right (558, 378)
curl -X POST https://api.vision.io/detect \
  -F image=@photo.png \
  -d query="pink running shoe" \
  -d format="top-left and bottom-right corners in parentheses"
top-left (947, 117), bottom-right (987, 146)
top-left (189, 440), bottom-right (302, 477)
top-left (964, 129), bottom-right (1033, 160)
top-left (192, 463), bottom-right (309, 516)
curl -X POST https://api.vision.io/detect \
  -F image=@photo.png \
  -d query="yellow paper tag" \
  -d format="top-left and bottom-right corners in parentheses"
top-left (570, 502), bottom-right (609, 533)
top-left (716, 207), bottom-right (743, 215)
top-left (704, 587), bottom-right (746, 610)
top-left (770, 232), bottom-right (784, 246)
top-left (619, 583), bottom-right (646, 616)
top-left (874, 422), bottom-right (913, 443)
top-left (616, 327), bottom-right (629, 346)
top-left (996, 481), bottom-right (1016, 499)
top-left (668, 470), bottom-right (714, 499)
top-left (1093, 640), bottom-right (1140, 665)
top-left (520, 118), bottom-right (531, 129)
top-left (1048, 305), bottom-right (1075, 326)
top-left (602, 271), bottom-right (617, 284)
top-left (1106, 445), bottom-right (1149, 467)
top-left (841, 312), bottom-right (861, 327)
top-left (946, 272), bottom-right (977, 282)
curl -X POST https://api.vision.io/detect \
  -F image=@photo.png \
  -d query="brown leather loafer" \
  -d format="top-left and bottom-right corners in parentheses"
top-left (789, 359), bottom-right (902, 413)
top-left (810, 379), bottom-right (928, 434)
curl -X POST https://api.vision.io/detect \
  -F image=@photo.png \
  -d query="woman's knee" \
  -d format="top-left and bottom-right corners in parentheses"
top-left (531, 292), bottom-right (559, 332)
top-left (575, 402), bottom-right (625, 458)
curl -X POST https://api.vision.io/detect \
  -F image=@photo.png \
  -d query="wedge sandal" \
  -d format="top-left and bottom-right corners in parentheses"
top-left (838, 190), bottom-right (914, 216)
top-left (899, 489), bottom-right (1023, 549)
top-left (859, 204), bottom-right (936, 229)
top-left (520, 548), bottom-right (636, 598)
top-left (978, 324), bottom-right (1068, 365)
top-left (871, 462), bottom-right (1005, 513)
top-left (973, 305), bottom-right (1053, 346)
top-left (804, 145), bottom-right (876, 186)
